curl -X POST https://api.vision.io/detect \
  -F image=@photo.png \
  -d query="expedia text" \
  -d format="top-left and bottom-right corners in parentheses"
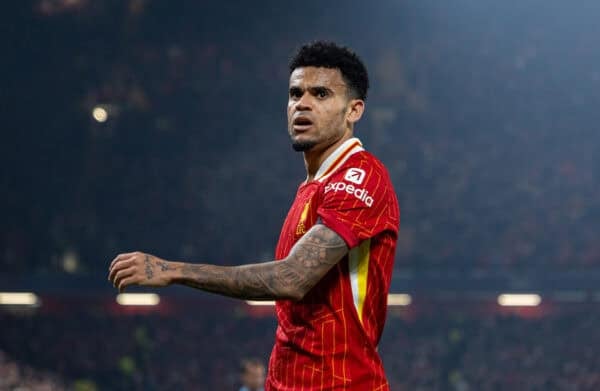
top-left (324, 182), bottom-right (374, 207)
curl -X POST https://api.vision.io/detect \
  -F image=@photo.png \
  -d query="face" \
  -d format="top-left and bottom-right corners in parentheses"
top-left (242, 364), bottom-right (265, 390)
top-left (287, 66), bottom-right (363, 153)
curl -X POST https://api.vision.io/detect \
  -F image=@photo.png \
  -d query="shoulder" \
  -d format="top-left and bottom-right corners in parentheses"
top-left (344, 150), bottom-right (391, 176)
top-left (315, 149), bottom-right (400, 246)
top-left (319, 150), bottom-right (398, 208)
top-left (325, 150), bottom-right (395, 192)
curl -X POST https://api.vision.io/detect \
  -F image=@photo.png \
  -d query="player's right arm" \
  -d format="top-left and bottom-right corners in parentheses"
top-left (107, 224), bottom-right (347, 301)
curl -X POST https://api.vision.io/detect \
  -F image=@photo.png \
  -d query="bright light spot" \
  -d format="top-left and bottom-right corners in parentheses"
top-left (92, 106), bottom-right (108, 123)
top-left (497, 293), bottom-right (541, 307)
top-left (246, 300), bottom-right (275, 306)
top-left (388, 293), bottom-right (412, 306)
top-left (116, 293), bottom-right (160, 306)
top-left (0, 292), bottom-right (40, 306)
top-left (62, 250), bottom-right (79, 273)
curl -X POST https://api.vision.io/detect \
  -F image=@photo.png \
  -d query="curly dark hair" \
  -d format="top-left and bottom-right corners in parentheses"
top-left (289, 41), bottom-right (369, 101)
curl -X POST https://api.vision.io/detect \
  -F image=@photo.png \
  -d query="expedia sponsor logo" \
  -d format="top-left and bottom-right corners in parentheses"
top-left (324, 182), bottom-right (374, 207)
top-left (344, 168), bottom-right (366, 185)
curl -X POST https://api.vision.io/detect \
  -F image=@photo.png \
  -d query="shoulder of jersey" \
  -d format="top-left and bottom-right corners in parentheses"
top-left (335, 150), bottom-right (391, 183)
top-left (320, 151), bottom-right (394, 207)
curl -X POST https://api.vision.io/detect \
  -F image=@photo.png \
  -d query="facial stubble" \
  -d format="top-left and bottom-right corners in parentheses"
top-left (291, 139), bottom-right (317, 152)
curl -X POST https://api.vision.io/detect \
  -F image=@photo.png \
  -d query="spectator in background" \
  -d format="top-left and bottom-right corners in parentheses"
top-left (239, 358), bottom-right (265, 391)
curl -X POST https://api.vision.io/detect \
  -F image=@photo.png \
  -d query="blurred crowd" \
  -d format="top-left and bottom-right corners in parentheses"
top-left (3, 2), bottom-right (600, 276)
top-left (1, 307), bottom-right (599, 390)
top-left (0, 308), bottom-right (276, 390)
top-left (382, 310), bottom-right (600, 391)
top-left (0, 349), bottom-right (66, 391)
top-left (3, 2), bottom-right (600, 390)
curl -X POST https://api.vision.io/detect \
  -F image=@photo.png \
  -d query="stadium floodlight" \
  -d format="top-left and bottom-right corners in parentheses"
top-left (92, 105), bottom-right (108, 123)
top-left (116, 293), bottom-right (160, 306)
top-left (387, 293), bottom-right (412, 306)
top-left (0, 292), bottom-right (40, 306)
top-left (497, 293), bottom-right (541, 307)
top-left (246, 300), bottom-right (276, 306)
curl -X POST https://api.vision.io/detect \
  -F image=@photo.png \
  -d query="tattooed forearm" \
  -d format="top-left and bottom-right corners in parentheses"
top-left (173, 224), bottom-right (348, 301)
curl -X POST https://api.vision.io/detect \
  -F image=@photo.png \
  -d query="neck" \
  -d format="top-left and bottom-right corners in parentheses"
top-left (303, 132), bottom-right (353, 182)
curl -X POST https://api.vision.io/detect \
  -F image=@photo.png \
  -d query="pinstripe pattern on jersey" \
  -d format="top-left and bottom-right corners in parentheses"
top-left (267, 141), bottom-right (399, 391)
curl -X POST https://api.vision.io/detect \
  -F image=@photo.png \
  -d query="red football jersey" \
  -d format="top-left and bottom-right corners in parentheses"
top-left (266, 138), bottom-right (400, 390)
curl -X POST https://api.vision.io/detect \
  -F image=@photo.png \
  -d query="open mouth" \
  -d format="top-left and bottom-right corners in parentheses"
top-left (293, 117), bottom-right (313, 132)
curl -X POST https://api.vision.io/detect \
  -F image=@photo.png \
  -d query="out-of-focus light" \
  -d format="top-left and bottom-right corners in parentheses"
top-left (388, 293), bottom-right (411, 306)
top-left (62, 249), bottom-right (79, 273)
top-left (0, 292), bottom-right (40, 306)
top-left (116, 293), bottom-right (160, 306)
top-left (92, 106), bottom-right (108, 122)
top-left (497, 293), bottom-right (541, 307)
top-left (246, 300), bottom-right (275, 306)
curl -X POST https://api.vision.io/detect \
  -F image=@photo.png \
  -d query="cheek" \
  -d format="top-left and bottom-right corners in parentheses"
top-left (324, 106), bottom-right (345, 125)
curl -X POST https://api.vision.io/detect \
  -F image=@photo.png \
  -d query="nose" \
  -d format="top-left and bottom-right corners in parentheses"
top-left (294, 92), bottom-right (312, 111)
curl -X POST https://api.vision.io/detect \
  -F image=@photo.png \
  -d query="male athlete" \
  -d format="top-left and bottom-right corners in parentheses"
top-left (109, 41), bottom-right (400, 390)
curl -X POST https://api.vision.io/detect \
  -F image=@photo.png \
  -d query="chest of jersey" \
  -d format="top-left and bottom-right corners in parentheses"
top-left (275, 181), bottom-right (322, 259)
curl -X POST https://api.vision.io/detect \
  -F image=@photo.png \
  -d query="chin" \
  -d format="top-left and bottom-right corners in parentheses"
top-left (292, 140), bottom-right (317, 152)
top-left (291, 134), bottom-right (317, 152)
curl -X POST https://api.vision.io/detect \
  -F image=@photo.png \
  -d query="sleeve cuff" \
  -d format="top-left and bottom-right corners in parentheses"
top-left (317, 210), bottom-right (360, 249)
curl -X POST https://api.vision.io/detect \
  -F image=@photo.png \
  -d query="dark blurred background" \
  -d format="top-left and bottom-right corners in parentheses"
top-left (2, 0), bottom-right (600, 389)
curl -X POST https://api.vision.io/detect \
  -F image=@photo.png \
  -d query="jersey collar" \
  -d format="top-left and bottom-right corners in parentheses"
top-left (313, 137), bottom-right (364, 183)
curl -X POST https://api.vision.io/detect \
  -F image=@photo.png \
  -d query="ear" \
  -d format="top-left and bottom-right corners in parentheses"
top-left (346, 99), bottom-right (365, 125)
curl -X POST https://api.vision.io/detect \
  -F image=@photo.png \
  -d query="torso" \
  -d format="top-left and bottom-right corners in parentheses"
top-left (266, 139), bottom-right (400, 390)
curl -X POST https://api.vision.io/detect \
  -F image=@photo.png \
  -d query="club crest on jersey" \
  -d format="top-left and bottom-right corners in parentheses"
top-left (344, 168), bottom-right (366, 185)
top-left (295, 201), bottom-right (311, 236)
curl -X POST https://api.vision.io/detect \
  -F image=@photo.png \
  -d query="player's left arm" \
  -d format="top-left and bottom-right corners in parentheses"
top-left (107, 223), bottom-right (348, 301)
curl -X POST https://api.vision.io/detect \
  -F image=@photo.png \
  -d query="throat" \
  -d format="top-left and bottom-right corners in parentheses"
top-left (300, 133), bottom-right (355, 182)
top-left (303, 151), bottom-right (321, 182)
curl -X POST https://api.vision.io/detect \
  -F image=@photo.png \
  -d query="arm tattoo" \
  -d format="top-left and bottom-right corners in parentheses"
top-left (156, 260), bottom-right (174, 272)
top-left (173, 224), bottom-right (348, 300)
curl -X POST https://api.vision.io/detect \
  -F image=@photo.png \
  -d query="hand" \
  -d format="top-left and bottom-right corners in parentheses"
top-left (108, 252), bottom-right (175, 292)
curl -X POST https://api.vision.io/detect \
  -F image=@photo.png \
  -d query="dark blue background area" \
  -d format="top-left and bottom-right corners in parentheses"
top-left (3, 1), bottom-right (600, 389)
top-left (4, 0), bottom-right (600, 276)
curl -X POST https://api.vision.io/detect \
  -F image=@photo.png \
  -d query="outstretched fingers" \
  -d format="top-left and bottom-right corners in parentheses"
top-left (118, 275), bottom-right (140, 293)
top-left (108, 256), bottom-right (135, 283)
top-left (112, 266), bottom-right (137, 289)
top-left (109, 252), bottom-right (137, 271)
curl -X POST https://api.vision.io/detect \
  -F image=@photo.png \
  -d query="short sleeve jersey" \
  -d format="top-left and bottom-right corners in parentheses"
top-left (266, 138), bottom-right (400, 390)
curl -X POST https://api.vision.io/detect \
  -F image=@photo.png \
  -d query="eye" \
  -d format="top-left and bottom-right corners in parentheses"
top-left (315, 88), bottom-right (329, 99)
top-left (289, 87), bottom-right (303, 99)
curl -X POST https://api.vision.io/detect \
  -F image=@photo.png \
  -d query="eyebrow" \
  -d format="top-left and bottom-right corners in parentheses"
top-left (289, 85), bottom-right (335, 94)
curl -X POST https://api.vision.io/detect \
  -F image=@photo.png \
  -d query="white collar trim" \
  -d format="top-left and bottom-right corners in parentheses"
top-left (313, 137), bottom-right (364, 182)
